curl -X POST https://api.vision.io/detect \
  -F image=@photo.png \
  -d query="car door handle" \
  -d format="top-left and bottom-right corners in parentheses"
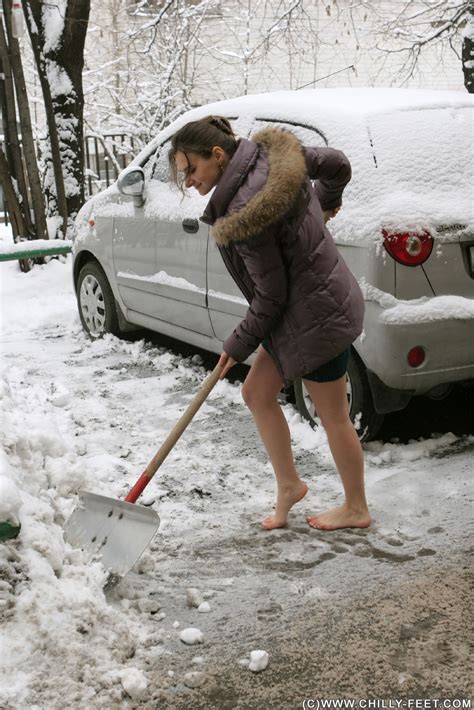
top-left (182, 218), bottom-right (199, 234)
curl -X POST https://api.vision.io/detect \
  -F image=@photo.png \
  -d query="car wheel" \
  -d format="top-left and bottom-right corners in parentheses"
top-left (77, 261), bottom-right (120, 338)
top-left (293, 349), bottom-right (385, 442)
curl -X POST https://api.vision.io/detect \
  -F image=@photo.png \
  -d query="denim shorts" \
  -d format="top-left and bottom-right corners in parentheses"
top-left (262, 342), bottom-right (350, 383)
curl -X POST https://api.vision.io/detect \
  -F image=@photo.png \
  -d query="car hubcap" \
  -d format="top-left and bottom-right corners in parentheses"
top-left (302, 375), bottom-right (352, 421)
top-left (79, 274), bottom-right (106, 336)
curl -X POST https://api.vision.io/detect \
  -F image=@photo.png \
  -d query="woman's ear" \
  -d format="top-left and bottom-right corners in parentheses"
top-left (212, 146), bottom-right (225, 162)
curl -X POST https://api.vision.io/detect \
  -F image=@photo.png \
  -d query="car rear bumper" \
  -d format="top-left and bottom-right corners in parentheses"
top-left (357, 300), bottom-right (474, 394)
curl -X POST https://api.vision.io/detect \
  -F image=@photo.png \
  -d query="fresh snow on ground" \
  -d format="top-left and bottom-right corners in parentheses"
top-left (0, 223), bottom-right (472, 707)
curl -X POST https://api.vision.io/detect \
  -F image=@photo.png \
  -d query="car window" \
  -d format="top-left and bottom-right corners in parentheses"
top-left (142, 139), bottom-right (173, 183)
top-left (252, 119), bottom-right (328, 147)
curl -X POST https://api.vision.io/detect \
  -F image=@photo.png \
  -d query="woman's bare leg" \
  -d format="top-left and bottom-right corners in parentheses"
top-left (303, 375), bottom-right (370, 530)
top-left (242, 347), bottom-right (308, 529)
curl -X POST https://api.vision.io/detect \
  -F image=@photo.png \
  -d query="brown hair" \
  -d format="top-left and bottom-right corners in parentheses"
top-left (168, 115), bottom-right (237, 189)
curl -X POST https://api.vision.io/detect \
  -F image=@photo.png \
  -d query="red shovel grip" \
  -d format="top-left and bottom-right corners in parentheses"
top-left (124, 473), bottom-right (151, 503)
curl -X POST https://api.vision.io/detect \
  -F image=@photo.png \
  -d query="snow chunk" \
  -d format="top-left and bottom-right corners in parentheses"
top-left (0, 477), bottom-right (22, 526)
top-left (48, 382), bottom-right (71, 408)
top-left (248, 649), bottom-right (269, 672)
top-left (197, 601), bottom-right (211, 613)
top-left (136, 598), bottom-right (160, 614)
top-left (184, 671), bottom-right (206, 688)
top-left (180, 627), bottom-right (204, 645)
top-left (119, 667), bottom-right (148, 700)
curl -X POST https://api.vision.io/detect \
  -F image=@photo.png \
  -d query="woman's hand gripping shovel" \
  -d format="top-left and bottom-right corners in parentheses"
top-left (64, 363), bottom-right (223, 583)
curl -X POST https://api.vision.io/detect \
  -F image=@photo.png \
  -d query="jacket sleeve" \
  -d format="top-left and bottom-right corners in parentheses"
top-left (304, 147), bottom-right (352, 211)
top-left (222, 230), bottom-right (287, 362)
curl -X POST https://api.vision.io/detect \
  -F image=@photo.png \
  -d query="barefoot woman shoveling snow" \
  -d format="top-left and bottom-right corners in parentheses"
top-left (169, 116), bottom-right (370, 531)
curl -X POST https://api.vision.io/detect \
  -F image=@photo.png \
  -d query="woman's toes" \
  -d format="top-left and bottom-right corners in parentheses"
top-left (261, 516), bottom-right (286, 530)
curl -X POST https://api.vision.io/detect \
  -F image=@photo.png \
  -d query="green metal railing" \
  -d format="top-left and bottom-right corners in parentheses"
top-left (0, 244), bottom-right (72, 262)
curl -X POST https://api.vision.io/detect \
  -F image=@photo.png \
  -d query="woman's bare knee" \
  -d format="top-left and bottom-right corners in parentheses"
top-left (241, 381), bottom-right (277, 411)
top-left (241, 346), bottom-right (283, 411)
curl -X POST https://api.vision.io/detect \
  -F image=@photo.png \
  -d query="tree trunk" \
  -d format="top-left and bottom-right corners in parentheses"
top-left (22, 0), bottom-right (68, 237)
top-left (59, 0), bottom-right (90, 217)
top-left (462, 6), bottom-right (474, 93)
top-left (0, 25), bottom-right (34, 236)
top-left (2, 0), bottom-right (48, 239)
top-left (0, 148), bottom-right (28, 239)
top-left (23, 0), bottom-right (91, 233)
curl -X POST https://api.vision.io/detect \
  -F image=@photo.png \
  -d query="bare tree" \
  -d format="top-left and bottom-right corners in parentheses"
top-left (83, 0), bottom-right (319, 163)
top-left (362, 0), bottom-right (473, 91)
top-left (199, 0), bottom-right (314, 96)
top-left (84, 0), bottom-right (222, 153)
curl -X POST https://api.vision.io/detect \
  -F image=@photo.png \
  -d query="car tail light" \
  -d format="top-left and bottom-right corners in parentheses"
top-left (383, 230), bottom-right (433, 266)
top-left (407, 346), bottom-right (425, 368)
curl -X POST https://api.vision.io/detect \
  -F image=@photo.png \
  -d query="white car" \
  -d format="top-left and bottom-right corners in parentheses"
top-left (73, 88), bottom-right (474, 440)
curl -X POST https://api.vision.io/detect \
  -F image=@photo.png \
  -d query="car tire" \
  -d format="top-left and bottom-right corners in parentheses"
top-left (77, 261), bottom-right (121, 338)
top-left (293, 348), bottom-right (385, 442)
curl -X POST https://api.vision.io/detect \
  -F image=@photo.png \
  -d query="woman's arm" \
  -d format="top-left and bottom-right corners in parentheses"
top-left (304, 147), bottom-right (351, 212)
top-left (222, 230), bottom-right (288, 363)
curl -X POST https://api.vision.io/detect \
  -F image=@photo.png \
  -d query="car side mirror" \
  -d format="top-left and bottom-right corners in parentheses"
top-left (182, 218), bottom-right (199, 234)
top-left (117, 166), bottom-right (146, 207)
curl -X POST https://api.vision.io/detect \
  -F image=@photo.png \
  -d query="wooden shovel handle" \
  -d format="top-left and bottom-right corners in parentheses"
top-left (124, 363), bottom-right (223, 503)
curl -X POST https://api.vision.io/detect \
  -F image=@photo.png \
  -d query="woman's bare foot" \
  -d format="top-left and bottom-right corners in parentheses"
top-left (307, 504), bottom-right (371, 531)
top-left (261, 481), bottom-right (308, 530)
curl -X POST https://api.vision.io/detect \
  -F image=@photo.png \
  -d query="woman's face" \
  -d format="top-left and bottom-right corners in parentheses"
top-left (174, 147), bottom-right (226, 195)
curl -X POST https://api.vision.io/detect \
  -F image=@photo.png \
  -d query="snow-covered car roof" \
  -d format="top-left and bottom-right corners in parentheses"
top-left (134, 88), bottom-right (473, 161)
top-left (192, 87), bottom-right (472, 119)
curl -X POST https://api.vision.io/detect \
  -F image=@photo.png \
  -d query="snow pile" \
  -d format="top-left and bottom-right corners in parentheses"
top-left (0, 369), bottom-right (129, 706)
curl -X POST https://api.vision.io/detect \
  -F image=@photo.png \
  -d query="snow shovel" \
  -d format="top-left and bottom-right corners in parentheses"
top-left (64, 363), bottom-right (223, 580)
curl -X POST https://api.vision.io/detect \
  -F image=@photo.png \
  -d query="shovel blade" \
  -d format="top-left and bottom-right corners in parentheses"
top-left (64, 491), bottom-right (160, 579)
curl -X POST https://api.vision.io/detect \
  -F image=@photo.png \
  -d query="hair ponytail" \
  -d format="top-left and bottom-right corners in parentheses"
top-left (208, 116), bottom-right (234, 137)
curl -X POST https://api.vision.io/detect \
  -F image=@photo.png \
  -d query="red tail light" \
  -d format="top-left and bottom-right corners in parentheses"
top-left (383, 230), bottom-right (433, 266)
top-left (407, 346), bottom-right (425, 368)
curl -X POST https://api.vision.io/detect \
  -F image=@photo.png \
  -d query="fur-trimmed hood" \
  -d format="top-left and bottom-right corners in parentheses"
top-left (201, 128), bottom-right (307, 247)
